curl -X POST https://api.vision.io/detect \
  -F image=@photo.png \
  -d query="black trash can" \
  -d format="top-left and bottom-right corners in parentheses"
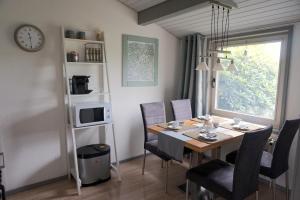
top-left (77, 144), bottom-right (111, 186)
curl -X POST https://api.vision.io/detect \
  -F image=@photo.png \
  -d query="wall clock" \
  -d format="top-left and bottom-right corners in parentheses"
top-left (14, 24), bottom-right (45, 52)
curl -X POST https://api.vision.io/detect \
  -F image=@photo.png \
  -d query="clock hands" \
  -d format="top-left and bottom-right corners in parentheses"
top-left (28, 32), bottom-right (33, 49)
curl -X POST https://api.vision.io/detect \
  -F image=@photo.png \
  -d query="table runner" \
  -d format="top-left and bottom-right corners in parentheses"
top-left (158, 131), bottom-right (190, 162)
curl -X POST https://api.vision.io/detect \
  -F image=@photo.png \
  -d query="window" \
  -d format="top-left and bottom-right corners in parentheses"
top-left (211, 34), bottom-right (289, 129)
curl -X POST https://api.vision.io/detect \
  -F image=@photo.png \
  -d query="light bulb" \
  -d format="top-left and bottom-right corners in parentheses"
top-left (213, 58), bottom-right (224, 71)
top-left (228, 60), bottom-right (237, 72)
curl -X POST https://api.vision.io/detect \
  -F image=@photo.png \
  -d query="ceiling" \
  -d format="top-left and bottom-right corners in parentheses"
top-left (120, 0), bottom-right (300, 37)
top-left (119, 0), bottom-right (167, 11)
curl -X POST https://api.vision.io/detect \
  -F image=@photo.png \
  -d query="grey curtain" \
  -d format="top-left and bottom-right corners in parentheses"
top-left (179, 34), bottom-right (207, 117)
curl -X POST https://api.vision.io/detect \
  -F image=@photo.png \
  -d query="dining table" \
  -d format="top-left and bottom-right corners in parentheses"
top-left (147, 115), bottom-right (266, 159)
top-left (147, 115), bottom-right (269, 199)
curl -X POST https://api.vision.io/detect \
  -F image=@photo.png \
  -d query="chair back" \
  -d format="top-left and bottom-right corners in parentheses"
top-left (232, 126), bottom-right (273, 200)
top-left (140, 102), bottom-right (166, 143)
top-left (171, 99), bottom-right (192, 121)
top-left (271, 118), bottom-right (300, 177)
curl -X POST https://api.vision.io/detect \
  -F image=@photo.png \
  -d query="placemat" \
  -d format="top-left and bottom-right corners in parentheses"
top-left (183, 128), bottom-right (234, 144)
top-left (157, 123), bottom-right (197, 132)
top-left (219, 122), bottom-right (264, 132)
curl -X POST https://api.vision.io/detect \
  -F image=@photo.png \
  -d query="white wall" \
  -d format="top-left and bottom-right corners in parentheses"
top-left (286, 23), bottom-right (300, 199)
top-left (0, 0), bottom-right (180, 191)
top-left (272, 22), bottom-right (300, 189)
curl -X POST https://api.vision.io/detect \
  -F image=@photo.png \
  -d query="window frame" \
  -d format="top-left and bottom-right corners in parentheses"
top-left (209, 33), bottom-right (289, 130)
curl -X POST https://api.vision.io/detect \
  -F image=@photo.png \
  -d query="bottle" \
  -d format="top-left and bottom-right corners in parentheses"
top-left (85, 48), bottom-right (90, 62)
top-left (95, 48), bottom-right (99, 62)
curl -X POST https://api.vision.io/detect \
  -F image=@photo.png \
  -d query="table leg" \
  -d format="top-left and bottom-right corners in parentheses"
top-left (197, 153), bottom-right (204, 165)
top-left (212, 147), bottom-right (221, 159)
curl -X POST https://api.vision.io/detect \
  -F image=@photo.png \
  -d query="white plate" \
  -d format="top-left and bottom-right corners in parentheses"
top-left (167, 125), bottom-right (182, 130)
top-left (233, 124), bottom-right (249, 131)
top-left (198, 133), bottom-right (217, 141)
top-left (197, 116), bottom-right (210, 121)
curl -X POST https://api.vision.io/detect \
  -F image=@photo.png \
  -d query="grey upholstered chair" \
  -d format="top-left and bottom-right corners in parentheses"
top-left (171, 99), bottom-right (193, 166)
top-left (226, 118), bottom-right (300, 200)
top-left (186, 126), bottom-right (273, 200)
top-left (140, 102), bottom-right (172, 192)
top-left (171, 99), bottom-right (193, 121)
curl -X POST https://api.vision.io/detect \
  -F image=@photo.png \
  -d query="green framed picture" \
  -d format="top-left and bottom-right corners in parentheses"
top-left (122, 34), bottom-right (158, 87)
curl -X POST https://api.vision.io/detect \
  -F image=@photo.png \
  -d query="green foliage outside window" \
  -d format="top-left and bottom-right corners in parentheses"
top-left (216, 42), bottom-right (281, 119)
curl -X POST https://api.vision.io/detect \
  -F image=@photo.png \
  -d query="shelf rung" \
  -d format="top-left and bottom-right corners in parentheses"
top-left (64, 38), bottom-right (104, 44)
top-left (66, 62), bottom-right (105, 65)
top-left (71, 123), bottom-right (112, 131)
top-left (70, 92), bottom-right (110, 97)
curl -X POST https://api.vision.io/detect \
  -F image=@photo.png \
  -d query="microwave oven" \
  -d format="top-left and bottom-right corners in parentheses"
top-left (72, 102), bottom-right (112, 127)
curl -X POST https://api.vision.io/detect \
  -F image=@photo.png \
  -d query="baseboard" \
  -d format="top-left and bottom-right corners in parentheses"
top-left (118, 153), bottom-right (145, 164)
top-left (7, 175), bottom-right (68, 195)
top-left (259, 176), bottom-right (288, 192)
top-left (6, 153), bottom-right (146, 196)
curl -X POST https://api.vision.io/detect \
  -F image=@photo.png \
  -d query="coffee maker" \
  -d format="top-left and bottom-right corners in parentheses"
top-left (71, 75), bottom-right (92, 95)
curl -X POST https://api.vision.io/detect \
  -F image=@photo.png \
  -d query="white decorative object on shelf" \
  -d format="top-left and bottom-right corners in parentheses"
top-left (61, 26), bottom-right (121, 195)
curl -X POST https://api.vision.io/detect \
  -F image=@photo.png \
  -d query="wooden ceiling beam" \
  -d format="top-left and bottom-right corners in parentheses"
top-left (138, 0), bottom-right (238, 25)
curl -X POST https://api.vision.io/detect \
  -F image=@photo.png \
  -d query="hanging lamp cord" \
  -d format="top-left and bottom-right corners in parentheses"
top-left (216, 5), bottom-right (219, 50)
top-left (221, 7), bottom-right (225, 50)
top-left (224, 8), bottom-right (228, 51)
top-left (226, 9), bottom-right (230, 51)
top-left (213, 4), bottom-right (216, 51)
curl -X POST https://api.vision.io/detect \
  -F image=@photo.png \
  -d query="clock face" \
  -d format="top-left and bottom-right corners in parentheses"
top-left (14, 24), bottom-right (45, 52)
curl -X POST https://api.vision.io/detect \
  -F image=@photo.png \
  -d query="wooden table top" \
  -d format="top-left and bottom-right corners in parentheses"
top-left (147, 115), bottom-right (265, 153)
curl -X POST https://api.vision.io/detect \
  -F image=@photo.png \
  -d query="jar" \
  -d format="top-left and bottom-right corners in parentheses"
top-left (96, 31), bottom-right (104, 41)
top-left (67, 51), bottom-right (79, 62)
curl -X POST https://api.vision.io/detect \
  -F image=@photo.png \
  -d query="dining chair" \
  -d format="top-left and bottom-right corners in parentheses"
top-left (171, 99), bottom-right (193, 121)
top-left (140, 102), bottom-right (172, 192)
top-left (0, 153), bottom-right (4, 200)
top-left (186, 126), bottom-right (273, 200)
top-left (171, 99), bottom-right (194, 167)
top-left (226, 118), bottom-right (300, 200)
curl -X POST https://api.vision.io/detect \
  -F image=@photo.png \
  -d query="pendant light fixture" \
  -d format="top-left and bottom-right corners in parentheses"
top-left (243, 40), bottom-right (248, 56)
top-left (228, 59), bottom-right (237, 72)
top-left (213, 58), bottom-right (224, 71)
top-left (196, 2), bottom-right (236, 71)
top-left (196, 57), bottom-right (209, 70)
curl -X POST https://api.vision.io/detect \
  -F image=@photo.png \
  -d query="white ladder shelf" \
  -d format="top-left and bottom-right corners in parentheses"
top-left (61, 27), bottom-right (121, 195)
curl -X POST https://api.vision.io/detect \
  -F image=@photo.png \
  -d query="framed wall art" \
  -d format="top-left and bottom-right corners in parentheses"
top-left (122, 34), bottom-right (158, 87)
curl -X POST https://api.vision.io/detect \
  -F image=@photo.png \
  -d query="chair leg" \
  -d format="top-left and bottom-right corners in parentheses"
top-left (142, 150), bottom-right (146, 175)
top-left (189, 153), bottom-right (193, 169)
top-left (0, 185), bottom-right (5, 200)
top-left (161, 159), bottom-right (164, 168)
top-left (272, 179), bottom-right (276, 200)
top-left (186, 179), bottom-right (189, 200)
top-left (165, 161), bottom-right (169, 193)
top-left (256, 190), bottom-right (259, 200)
top-left (286, 171), bottom-right (289, 200)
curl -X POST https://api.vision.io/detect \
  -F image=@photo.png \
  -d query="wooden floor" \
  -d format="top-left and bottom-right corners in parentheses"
top-left (8, 155), bottom-right (285, 200)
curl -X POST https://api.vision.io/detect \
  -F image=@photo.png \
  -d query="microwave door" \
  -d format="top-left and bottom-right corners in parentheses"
top-left (79, 107), bottom-right (104, 126)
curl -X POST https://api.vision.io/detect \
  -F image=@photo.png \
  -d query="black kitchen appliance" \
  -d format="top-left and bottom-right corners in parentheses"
top-left (71, 75), bottom-right (92, 95)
